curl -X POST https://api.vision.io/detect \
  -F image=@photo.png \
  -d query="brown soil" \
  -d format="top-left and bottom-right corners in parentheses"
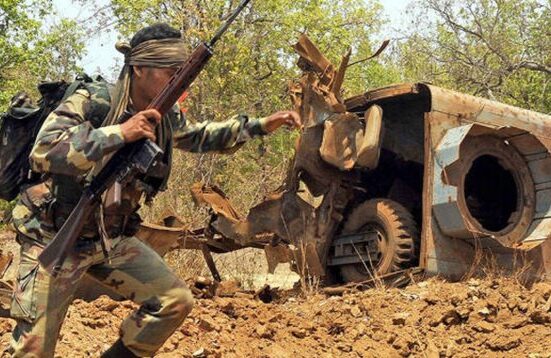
top-left (2, 274), bottom-right (551, 357)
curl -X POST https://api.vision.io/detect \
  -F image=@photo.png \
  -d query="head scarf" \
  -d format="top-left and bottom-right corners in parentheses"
top-left (103, 38), bottom-right (188, 128)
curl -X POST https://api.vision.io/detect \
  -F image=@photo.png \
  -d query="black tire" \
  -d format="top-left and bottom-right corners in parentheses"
top-left (338, 199), bottom-right (418, 282)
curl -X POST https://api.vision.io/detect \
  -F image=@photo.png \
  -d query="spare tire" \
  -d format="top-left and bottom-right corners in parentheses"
top-left (338, 199), bottom-right (418, 282)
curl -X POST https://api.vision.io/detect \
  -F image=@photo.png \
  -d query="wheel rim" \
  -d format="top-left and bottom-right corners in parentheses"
top-left (352, 222), bottom-right (388, 275)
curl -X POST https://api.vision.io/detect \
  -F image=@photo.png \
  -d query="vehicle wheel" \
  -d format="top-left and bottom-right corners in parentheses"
top-left (338, 199), bottom-right (418, 282)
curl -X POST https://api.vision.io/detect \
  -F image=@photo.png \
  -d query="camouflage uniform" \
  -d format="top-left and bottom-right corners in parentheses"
top-left (9, 86), bottom-right (268, 357)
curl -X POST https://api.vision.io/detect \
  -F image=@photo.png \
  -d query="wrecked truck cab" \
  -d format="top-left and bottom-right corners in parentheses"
top-left (346, 82), bottom-right (551, 280)
top-left (189, 35), bottom-right (551, 284)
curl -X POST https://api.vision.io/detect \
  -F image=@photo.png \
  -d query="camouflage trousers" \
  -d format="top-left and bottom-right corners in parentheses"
top-left (9, 235), bottom-right (194, 357)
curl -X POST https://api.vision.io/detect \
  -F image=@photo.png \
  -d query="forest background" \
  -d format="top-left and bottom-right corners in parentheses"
top-left (0, 0), bottom-right (549, 233)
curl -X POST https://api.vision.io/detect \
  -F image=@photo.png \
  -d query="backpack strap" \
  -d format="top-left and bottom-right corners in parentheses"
top-left (60, 80), bottom-right (84, 103)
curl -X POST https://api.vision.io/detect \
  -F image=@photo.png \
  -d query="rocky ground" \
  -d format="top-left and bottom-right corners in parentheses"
top-left (2, 231), bottom-right (551, 357)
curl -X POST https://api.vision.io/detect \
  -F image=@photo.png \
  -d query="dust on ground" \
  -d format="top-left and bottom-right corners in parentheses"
top-left (2, 275), bottom-right (551, 357)
top-left (2, 230), bottom-right (551, 357)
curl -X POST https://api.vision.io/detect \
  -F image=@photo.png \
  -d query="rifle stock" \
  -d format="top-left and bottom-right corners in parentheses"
top-left (39, 191), bottom-right (96, 274)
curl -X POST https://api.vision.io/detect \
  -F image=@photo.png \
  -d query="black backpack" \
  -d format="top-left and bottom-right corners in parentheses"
top-left (0, 74), bottom-right (110, 201)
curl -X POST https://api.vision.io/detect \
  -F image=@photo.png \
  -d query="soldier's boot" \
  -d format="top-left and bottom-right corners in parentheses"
top-left (101, 339), bottom-right (139, 358)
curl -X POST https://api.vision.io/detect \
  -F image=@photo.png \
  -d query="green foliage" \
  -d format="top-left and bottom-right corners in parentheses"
top-left (0, 199), bottom-right (12, 212)
top-left (36, 19), bottom-right (87, 81)
top-left (0, 1), bottom-right (86, 110)
top-left (399, 0), bottom-right (550, 113)
top-left (108, 0), bottom-right (392, 118)
top-left (0, 199), bottom-right (14, 228)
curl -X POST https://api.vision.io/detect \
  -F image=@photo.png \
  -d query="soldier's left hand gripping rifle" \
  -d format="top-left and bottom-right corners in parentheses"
top-left (38, 0), bottom-right (252, 277)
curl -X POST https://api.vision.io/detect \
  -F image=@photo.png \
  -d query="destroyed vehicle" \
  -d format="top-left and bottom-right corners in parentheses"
top-left (190, 35), bottom-right (551, 284)
top-left (2, 36), bottom-right (550, 296)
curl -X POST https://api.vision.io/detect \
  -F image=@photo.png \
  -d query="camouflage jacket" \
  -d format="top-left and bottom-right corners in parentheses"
top-left (11, 87), bottom-right (268, 242)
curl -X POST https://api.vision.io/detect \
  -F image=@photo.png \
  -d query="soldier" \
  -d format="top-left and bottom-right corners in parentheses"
top-left (8, 23), bottom-right (300, 357)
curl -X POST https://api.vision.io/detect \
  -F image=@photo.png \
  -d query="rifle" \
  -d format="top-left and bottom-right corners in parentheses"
top-left (39, 0), bottom-right (252, 276)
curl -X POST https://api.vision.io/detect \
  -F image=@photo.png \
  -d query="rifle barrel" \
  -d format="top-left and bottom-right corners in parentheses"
top-left (209, 0), bottom-right (252, 47)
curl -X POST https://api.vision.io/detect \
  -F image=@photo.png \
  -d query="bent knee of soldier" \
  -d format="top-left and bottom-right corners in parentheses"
top-left (165, 286), bottom-right (194, 318)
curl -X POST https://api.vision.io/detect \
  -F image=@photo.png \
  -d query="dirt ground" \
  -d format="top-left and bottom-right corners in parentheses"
top-left (2, 231), bottom-right (551, 357)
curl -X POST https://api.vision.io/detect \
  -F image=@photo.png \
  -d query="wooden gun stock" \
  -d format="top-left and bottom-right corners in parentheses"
top-left (39, 191), bottom-right (96, 274)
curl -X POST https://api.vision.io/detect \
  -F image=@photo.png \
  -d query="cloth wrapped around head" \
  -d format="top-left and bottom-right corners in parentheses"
top-left (117, 38), bottom-right (188, 67)
top-left (103, 38), bottom-right (188, 127)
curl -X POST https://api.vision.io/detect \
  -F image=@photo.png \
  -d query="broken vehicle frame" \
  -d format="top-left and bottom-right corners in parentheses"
top-left (187, 35), bottom-right (551, 283)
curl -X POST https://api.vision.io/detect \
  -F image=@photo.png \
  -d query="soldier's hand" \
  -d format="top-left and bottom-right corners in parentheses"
top-left (120, 109), bottom-right (161, 143)
top-left (263, 111), bottom-right (301, 133)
